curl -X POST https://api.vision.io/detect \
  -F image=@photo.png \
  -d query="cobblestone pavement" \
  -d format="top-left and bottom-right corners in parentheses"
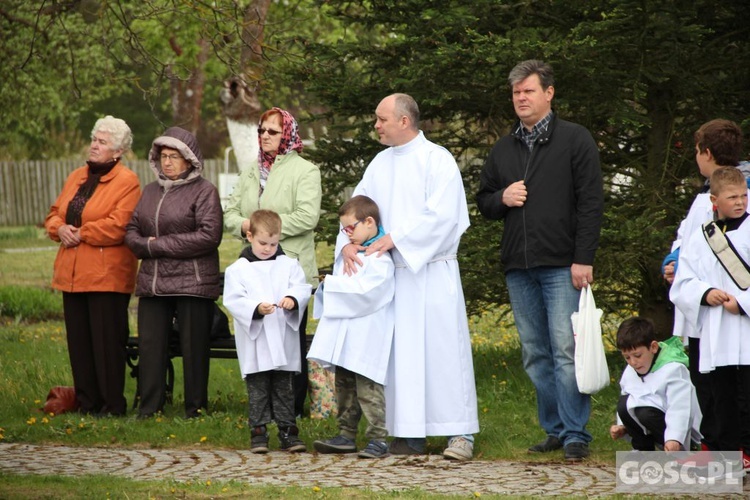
top-left (0, 442), bottom-right (618, 496)
top-left (3, 443), bottom-right (749, 497)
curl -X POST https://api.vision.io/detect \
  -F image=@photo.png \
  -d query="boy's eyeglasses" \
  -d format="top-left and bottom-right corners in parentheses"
top-left (341, 220), bottom-right (363, 235)
top-left (258, 128), bottom-right (282, 136)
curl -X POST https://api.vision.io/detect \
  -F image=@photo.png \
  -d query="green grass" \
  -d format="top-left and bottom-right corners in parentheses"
top-left (0, 226), bottom-right (633, 497)
top-left (0, 285), bottom-right (63, 321)
top-left (0, 473), bottom-right (461, 499)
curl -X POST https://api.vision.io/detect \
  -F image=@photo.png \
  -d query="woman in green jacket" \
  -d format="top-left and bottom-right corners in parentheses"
top-left (224, 107), bottom-right (322, 416)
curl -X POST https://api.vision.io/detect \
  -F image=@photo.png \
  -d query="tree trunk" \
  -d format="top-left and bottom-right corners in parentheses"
top-left (219, 0), bottom-right (271, 171)
top-left (169, 38), bottom-right (210, 135)
top-left (639, 83), bottom-right (676, 339)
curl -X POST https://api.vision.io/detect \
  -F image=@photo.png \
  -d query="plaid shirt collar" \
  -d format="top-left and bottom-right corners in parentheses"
top-left (516, 111), bottom-right (553, 151)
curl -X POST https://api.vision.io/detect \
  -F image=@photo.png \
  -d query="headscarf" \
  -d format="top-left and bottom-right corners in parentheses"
top-left (258, 107), bottom-right (304, 187)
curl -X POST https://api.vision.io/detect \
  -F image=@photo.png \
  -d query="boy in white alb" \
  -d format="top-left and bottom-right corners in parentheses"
top-left (308, 195), bottom-right (395, 459)
top-left (661, 119), bottom-right (747, 452)
top-left (223, 209), bottom-right (311, 453)
top-left (670, 167), bottom-right (750, 471)
top-left (609, 317), bottom-right (701, 452)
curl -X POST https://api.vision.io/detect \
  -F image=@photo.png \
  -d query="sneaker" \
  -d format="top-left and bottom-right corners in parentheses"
top-left (250, 425), bottom-right (269, 454)
top-left (278, 425), bottom-right (306, 452)
top-left (314, 435), bottom-right (357, 454)
top-left (358, 440), bottom-right (389, 459)
top-left (528, 436), bottom-right (562, 453)
top-left (564, 442), bottom-right (590, 462)
top-left (388, 437), bottom-right (424, 455)
top-left (443, 436), bottom-right (473, 461)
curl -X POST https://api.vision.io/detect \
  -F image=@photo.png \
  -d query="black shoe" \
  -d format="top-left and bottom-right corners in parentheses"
top-left (388, 437), bottom-right (424, 455)
top-left (250, 425), bottom-right (269, 454)
top-left (279, 425), bottom-right (306, 453)
top-left (358, 440), bottom-right (389, 459)
top-left (528, 436), bottom-right (563, 453)
top-left (313, 435), bottom-right (357, 454)
top-left (564, 442), bottom-right (590, 461)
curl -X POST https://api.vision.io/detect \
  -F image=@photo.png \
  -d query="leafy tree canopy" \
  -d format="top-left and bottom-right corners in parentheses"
top-left (287, 0), bottom-right (750, 330)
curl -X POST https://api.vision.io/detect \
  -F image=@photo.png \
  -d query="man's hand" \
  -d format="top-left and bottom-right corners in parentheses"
top-left (364, 233), bottom-right (394, 257)
top-left (571, 263), bottom-right (593, 290)
top-left (502, 180), bottom-right (527, 207)
top-left (663, 261), bottom-right (675, 284)
top-left (241, 218), bottom-right (251, 236)
top-left (58, 224), bottom-right (81, 248)
top-left (342, 243), bottom-right (364, 276)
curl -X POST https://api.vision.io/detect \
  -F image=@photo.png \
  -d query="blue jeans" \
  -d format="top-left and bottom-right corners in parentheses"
top-left (505, 267), bottom-right (592, 445)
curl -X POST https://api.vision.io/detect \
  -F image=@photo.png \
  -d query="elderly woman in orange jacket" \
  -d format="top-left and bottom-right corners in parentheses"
top-left (45, 115), bottom-right (141, 416)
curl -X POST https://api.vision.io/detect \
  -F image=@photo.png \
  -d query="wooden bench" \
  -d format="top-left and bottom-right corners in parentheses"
top-left (125, 333), bottom-right (239, 408)
top-left (125, 321), bottom-right (315, 409)
top-left (125, 270), bottom-right (325, 408)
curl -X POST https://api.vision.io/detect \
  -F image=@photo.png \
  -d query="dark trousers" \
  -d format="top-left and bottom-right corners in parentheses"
top-left (617, 395), bottom-right (670, 451)
top-left (62, 292), bottom-right (131, 416)
top-left (709, 365), bottom-right (750, 452)
top-left (293, 308), bottom-right (309, 416)
top-left (245, 370), bottom-right (296, 429)
top-left (137, 296), bottom-right (213, 418)
top-left (688, 337), bottom-right (717, 450)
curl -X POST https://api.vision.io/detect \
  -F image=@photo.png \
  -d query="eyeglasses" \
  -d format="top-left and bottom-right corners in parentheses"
top-left (160, 154), bottom-right (182, 162)
top-left (258, 128), bottom-right (282, 137)
top-left (341, 220), bottom-right (363, 235)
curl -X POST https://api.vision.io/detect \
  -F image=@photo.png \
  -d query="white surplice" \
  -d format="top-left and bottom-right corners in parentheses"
top-left (669, 190), bottom-right (750, 342)
top-left (670, 218), bottom-right (750, 373)
top-left (669, 193), bottom-right (712, 342)
top-left (223, 255), bottom-right (311, 375)
top-left (617, 362), bottom-right (702, 449)
top-left (307, 251), bottom-right (395, 385)
top-left (336, 131), bottom-right (479, 437)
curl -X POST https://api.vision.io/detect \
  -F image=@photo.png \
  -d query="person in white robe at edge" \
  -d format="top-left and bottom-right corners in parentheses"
top-left (338, 93), bottom-right (479, 461)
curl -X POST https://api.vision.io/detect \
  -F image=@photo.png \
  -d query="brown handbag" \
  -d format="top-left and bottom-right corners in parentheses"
top-left (42, 386), bottom-right (79, 415)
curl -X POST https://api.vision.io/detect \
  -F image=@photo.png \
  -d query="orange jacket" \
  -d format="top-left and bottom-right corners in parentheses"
top-left (45, 162), bottom-right (141, 293)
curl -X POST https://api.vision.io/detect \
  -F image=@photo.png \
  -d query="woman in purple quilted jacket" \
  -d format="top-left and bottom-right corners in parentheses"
top-left (125, 127), bottom-right (223, 419)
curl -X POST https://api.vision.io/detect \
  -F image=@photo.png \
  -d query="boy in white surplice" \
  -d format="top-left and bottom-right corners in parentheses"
top-left (670, 167), bottom-right (750, 471)
top-left (223, 209), bottom-right (311, 454)
top-left (308, 195), bottom-right (395, 459)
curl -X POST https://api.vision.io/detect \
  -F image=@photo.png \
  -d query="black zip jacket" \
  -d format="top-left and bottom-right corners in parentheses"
top-left (476, 114), bottom-right (604, 272)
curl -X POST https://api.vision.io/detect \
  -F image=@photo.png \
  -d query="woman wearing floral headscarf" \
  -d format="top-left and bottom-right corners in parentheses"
top-left (224, 107), bottom-right (322, 416)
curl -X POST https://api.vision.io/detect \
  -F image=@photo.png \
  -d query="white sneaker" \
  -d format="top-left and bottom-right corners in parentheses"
top-left (443, 436), bottom-right (473, 461)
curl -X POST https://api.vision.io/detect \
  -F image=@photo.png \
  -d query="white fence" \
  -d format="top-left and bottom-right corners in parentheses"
top-left (0, 159), bottom-right (236, 227)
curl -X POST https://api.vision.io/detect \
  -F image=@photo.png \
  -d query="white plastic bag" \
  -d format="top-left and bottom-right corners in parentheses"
top-left (571, 285), bottom-right (609, 394)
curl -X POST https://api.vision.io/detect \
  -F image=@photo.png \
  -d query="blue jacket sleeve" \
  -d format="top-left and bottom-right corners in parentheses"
top-left (662, 247), bottom-right (680, 275)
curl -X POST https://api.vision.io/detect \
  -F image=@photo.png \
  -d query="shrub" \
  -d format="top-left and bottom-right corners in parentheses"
top-left (0, 285), bottom-right (63, 322)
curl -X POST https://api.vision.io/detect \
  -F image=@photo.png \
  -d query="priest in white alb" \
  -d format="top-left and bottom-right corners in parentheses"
top-left (339, 93), bottom-right (479, 461)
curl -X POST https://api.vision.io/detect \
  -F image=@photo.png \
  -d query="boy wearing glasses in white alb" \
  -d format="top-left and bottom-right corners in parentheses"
top-left (308, 195), bottom-right (396, 459)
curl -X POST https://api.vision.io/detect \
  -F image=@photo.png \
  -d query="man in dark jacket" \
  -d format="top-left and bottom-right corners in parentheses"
top-left (476, 60), bottom-right (604, 461)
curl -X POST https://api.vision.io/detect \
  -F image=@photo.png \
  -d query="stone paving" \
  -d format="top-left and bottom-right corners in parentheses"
top-left (2, 443), bottom-right (749, 497)
top-left (0, 442), bottom-right (624, 497)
